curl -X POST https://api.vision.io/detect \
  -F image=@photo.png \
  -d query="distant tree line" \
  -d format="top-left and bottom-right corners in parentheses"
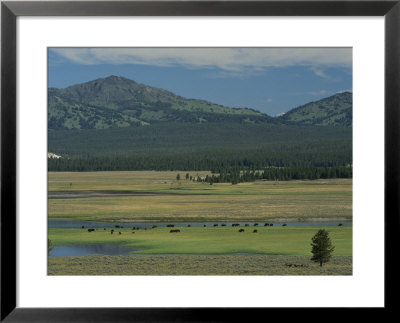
top-left (48, 151), bottom-right (352, 173)
top-left (179, 166), bottom-right (352, 184)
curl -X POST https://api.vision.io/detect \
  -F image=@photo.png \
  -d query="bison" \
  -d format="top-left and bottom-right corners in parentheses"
top-left (282, 224), bottom-right (287, 227)
top-left (254, 223), bottom-right (258, 226)
top-left (152, 225), bottom-right (158, 229)
top-left (238, 229), bottom-right (245, 232)
top-left (338, 223), bottom-right (343, 226)
top-left (170, 229), bottom-right (180, 233)
top-left (213, 224), bottom-right (218, 227)
top-left (264, 223), bottom-right (269, 226)
top-left (253, 229), bottom-right (258, 233)
top-left (166, 224), bottom-right (175, 228)
top-left (87, 228), bottom-right (95, 232)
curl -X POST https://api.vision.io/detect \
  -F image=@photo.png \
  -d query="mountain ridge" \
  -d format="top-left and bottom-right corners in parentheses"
top-left (48, 75), bottom-right (352, 130)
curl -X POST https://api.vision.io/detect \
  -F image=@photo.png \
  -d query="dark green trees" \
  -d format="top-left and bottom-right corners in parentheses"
top-left (48, 239), bottom-right (53, 256)
top-left (311, 229), bottom-right (335, 267)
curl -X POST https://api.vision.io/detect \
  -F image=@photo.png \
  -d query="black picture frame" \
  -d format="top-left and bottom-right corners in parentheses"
top-left (1, 1), bottom-right (399, 321)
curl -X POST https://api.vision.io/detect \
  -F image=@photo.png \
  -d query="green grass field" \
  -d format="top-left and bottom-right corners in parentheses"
top-left (48, 171), bottom-right (352, 222)
top-left (48, 226), bottom-right (352, 256)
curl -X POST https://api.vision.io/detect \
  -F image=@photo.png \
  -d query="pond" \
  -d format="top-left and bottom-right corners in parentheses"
top-left (49, 243), bottom-right (141, 257)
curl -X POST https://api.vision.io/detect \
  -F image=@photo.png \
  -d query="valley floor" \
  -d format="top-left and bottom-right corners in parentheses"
top-left (48, 172), bottom-right (352, 223)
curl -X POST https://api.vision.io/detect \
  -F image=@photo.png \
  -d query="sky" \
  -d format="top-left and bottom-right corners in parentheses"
top-left (48, 48), bottom-right (352, 116)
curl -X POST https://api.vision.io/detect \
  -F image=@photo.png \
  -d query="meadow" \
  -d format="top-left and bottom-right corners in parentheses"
top-left (48, 254), bottom-right (352, 275)
top-left (48, 171), bottom-right (352, 223)
top-left (48, 226), bottom-right (352, 256)
top-left (48, 171), bottom-right (352, 275)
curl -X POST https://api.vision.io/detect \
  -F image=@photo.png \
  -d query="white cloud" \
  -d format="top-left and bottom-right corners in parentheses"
top-left (49, 47), bottom-right (352, 72)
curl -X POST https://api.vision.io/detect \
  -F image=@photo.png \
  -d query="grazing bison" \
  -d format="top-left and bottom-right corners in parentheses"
top-left (213, 224), bottom-right (218, 227)
top-left (115, 225), bottom-right (120, 228)
top-left (238, 229), bottom-right (245, 232)
top-left (110, 231), bottom-right (114, 235)
top-left (187, 224), bottom-right (191, 227)
top-left (282, 224), bottom-right (287, 226)
top-left (166, 224), bottom-right (175, 228)
top-left (254, 223), bottom-right (258, 226)
top-left (264, 223), bottom-right (269, 226)
top-left (338, 223), bottom-right (343, 226)
top-left (170, 229), bottom-right (180, 233)
top-left (253, 229), bottom-right (258, 233)
top-left (245, 224), bottom-right (249, 227)
top-left (232, 223), bottom-right (240, 227)
top-left (132, 232), bottom-right (135, 234)
top-left (119, 232), bottom-right (122, 235)
top-left (152, 225), bottom-right (158, 229)
top-left (81, 225), bottom-right (85, 229)
top-left (221, 224), bottom-right (226, 226)
top-left (87, 228), bottom-right (95, 232)
top-left (270, 224), bottom-right (274, 227)
top-left (204, 224), bottom-right (207, 227)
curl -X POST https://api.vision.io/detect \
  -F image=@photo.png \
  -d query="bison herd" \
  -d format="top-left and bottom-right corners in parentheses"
top-left (83, 222), bottom-right (293, 236)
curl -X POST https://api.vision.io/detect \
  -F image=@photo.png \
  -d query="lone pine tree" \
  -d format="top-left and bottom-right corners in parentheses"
top-left (311, 229), bottom-right (335, 267)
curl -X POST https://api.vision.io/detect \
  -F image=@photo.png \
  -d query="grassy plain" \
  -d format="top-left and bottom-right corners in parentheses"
top-left (48, 171), bottom-right (352, 222)
top-left (48, 254), bottom-right (352, 275)
top-left (48, 226), bottom-right (352, 256)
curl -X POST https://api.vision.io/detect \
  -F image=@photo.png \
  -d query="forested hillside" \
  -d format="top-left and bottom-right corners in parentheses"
top-left (278, 92), bottom-right (352, 126)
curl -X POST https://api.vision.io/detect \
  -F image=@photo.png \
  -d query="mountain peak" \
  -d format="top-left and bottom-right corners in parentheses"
top-left (102, 75), bottom-right (135, 83)
top-left (279, 92), bottom-right (352, 126)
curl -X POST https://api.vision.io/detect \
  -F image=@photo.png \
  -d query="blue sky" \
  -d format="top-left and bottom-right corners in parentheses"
top-left (48, 48), bottom-right (352, 116)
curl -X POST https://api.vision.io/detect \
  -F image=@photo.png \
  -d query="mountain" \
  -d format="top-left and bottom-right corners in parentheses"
top-left (48, 76), bottom-right (352, 130)
top-left (278, 92), bottom-right (352, 126)
top-left (48, 75), bottom-right (274, 130)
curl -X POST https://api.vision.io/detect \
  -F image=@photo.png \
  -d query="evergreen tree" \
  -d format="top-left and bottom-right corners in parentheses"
top-left (311, 229), bottom-right (335, 266)
top-left (48, 239), bottom-right (53, 256)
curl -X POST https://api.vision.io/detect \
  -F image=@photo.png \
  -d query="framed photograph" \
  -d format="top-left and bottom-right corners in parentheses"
top-left (1, 0), bottom-right (399, 321)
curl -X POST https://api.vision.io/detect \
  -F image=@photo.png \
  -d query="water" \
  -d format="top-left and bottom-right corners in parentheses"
top-left (49, 219), bottom-right (352, 229)
top-left (49, 243), bottom-right (141, 257)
